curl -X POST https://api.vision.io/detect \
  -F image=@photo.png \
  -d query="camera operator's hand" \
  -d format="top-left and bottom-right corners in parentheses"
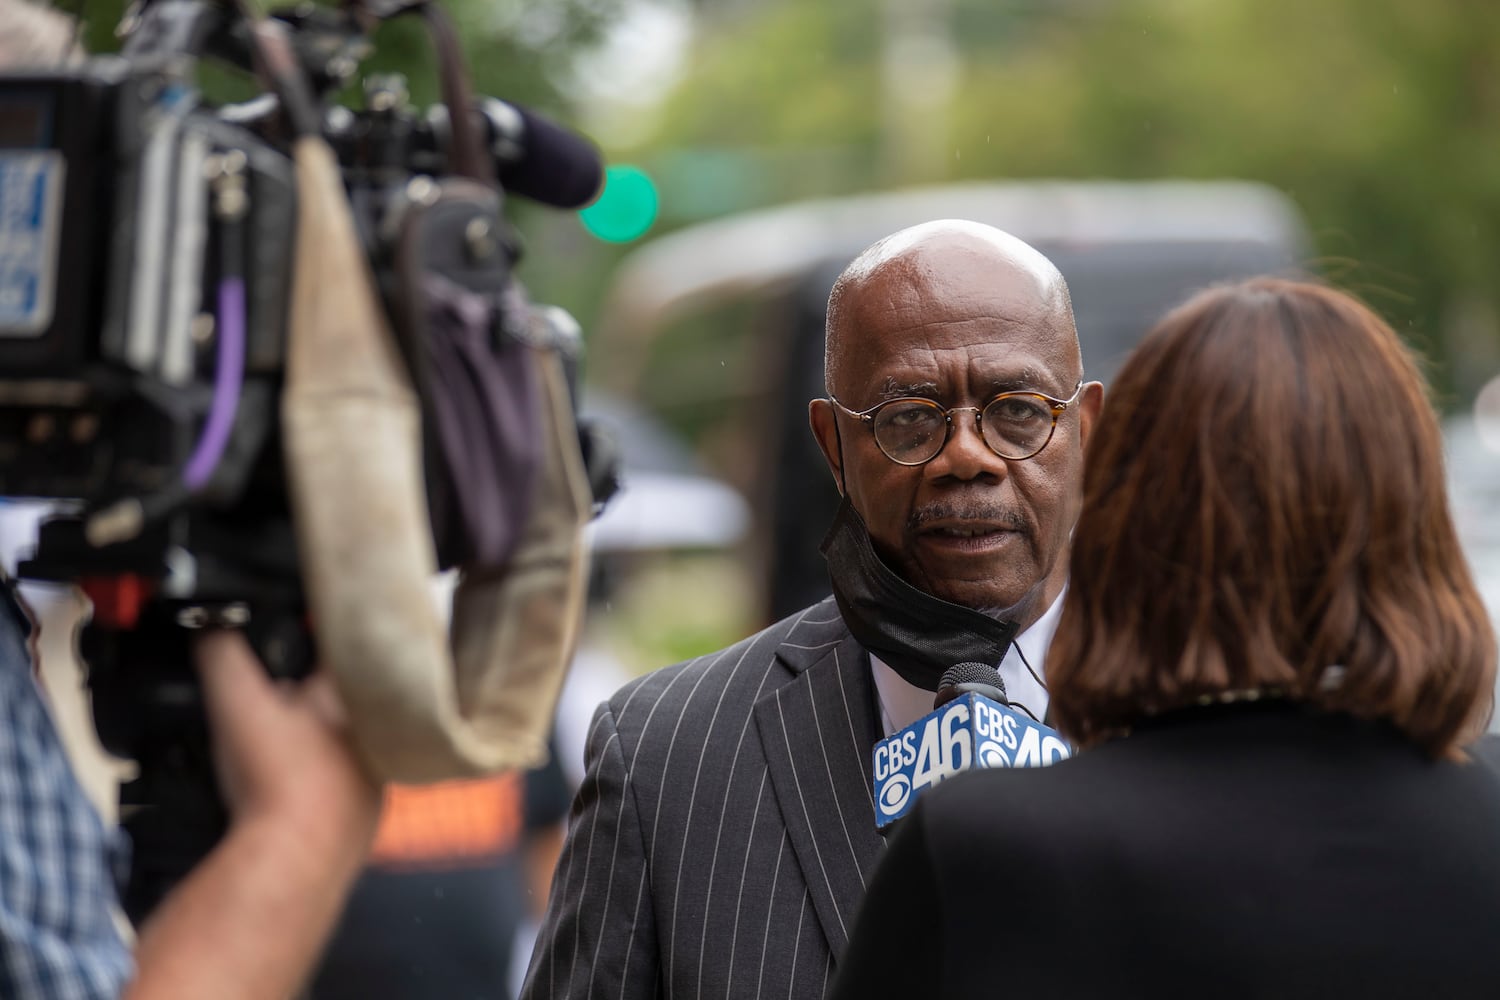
top-left (196, 629), bottom-right (382, 865)
top-left (125, 631), bottom-right (383, 1000)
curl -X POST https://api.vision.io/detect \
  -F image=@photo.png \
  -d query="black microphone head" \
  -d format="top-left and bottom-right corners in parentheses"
top-left (939, 661), bottom-right (1004, 692)
top-left (933, 661), bottom-right (1007, 709)
top-left (499, 102), bottom-right (605, 209)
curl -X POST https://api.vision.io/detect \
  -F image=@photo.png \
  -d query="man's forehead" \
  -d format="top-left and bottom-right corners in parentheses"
top-left (831, 290), bottom-right (1078, 398)
top-left (869, 339), bottom-right (1063, 391)
top-left (841, 293), bottom-right (1074, 368)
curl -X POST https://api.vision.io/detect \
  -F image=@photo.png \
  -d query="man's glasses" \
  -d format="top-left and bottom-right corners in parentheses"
top-left (827, 381), bottom-right (1084, 466)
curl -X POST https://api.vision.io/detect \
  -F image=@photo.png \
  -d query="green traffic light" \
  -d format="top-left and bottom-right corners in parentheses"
top-left (580, 165), bottom-right (660, 243)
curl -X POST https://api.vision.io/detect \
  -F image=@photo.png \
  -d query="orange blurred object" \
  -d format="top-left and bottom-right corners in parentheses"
top-left (367, 772), bottom-right (523, 869)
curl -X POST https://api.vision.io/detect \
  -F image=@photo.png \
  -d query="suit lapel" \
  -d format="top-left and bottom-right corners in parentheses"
top-left (755, 612), bottom-right (885, 958)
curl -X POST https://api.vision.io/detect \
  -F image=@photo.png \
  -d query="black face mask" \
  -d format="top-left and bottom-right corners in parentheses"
top-left (820, 496), bottom-right (1018, 691)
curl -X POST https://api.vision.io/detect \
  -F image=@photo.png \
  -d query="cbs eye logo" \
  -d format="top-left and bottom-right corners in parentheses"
top-left (878, 773), bottom-right (912, 814)
top-left (977, 740), bottom-right (1011, 768)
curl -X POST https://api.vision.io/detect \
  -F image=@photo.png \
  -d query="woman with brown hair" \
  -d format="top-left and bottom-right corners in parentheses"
top-left (828, 278), bottom-right (1500, 1000)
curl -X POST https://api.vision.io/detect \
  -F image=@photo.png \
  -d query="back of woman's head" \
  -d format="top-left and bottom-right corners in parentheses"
top-left (1047, 278), bottom-right (1495, 757)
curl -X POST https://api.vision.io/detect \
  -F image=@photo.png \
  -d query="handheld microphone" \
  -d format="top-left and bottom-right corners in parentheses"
top-left (872, 662), bottom-right (1071, 829)
top-left (933, 660), bottom-right (1009, 708)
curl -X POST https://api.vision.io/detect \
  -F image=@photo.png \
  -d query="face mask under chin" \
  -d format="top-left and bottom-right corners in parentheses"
top-left (820, 496), bottom-right (1019, 691)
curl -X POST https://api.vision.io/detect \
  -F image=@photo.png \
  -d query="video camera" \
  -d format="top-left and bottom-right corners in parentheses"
top-left (0, 0), bottom-right (617, 918)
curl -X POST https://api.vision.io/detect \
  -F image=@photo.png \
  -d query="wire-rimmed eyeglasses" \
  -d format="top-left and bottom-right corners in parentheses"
top-left (826, 381), bottom-right (1085, 466)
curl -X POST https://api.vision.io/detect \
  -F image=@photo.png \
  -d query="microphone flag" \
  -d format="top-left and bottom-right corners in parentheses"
top-left (872, 692), bottom-right (1072, 829)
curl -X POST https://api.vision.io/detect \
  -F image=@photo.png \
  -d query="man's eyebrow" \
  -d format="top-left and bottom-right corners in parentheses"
top-left (872, 368), bottom-right (1068, 402)
top-left (983, 368), bottom-right (1056, 395)
top-left (877, 377), bottom-right (939, 400)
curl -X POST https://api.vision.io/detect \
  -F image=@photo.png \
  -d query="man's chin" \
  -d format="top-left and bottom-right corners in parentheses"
top-left (927, 582), bottom-right (1030, 620)
top-left (894, 550), bottom-right (1039, 619)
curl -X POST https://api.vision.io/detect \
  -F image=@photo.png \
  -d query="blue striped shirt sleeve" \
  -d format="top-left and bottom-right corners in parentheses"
top-left (0, 584), bottom-right (133, 1000)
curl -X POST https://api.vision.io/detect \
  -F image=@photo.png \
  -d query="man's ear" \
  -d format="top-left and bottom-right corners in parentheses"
top-left (1076, 381), bottom-right (1104, 452)
top-left (808, 398), bottom-right (846, 496)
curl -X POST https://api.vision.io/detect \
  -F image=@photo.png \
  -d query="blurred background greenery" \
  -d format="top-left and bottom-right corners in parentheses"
top-left (568, 0), bottom-right (1498, 407)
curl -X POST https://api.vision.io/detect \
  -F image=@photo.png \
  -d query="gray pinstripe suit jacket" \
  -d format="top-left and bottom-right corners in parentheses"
top-left (520, 597), bottom-right (887, 1000)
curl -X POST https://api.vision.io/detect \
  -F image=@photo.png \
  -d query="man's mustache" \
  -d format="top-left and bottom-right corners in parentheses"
top-left (907, 501), bottom-right (1030, 534)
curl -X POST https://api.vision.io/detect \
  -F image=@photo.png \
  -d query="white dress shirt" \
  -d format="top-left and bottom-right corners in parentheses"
top-left (870, 588), bottom-right (1065, 735)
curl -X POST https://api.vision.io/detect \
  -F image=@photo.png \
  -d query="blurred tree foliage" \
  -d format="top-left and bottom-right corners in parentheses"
top-left (74, 0), bottom-right (622, 115)
top-left (637, 0), bottom-right (1500, 402)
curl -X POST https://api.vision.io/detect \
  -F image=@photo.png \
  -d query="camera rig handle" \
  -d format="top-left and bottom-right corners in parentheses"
top-left (85, 597), bottom-right (314, 922)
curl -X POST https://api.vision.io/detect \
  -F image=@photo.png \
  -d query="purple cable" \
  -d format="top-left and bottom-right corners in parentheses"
top-left (183, 276), bottom-right (246, 490)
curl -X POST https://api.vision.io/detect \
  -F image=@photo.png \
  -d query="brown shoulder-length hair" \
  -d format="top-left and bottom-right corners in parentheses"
top-left (1046, 278), bottom-right (1496, 758)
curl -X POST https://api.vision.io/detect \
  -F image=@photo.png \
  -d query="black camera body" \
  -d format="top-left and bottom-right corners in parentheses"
top-left (0, 0), bottom-right (609, 588)
top-left (0, 0), bottom-right (612, 918)
top-left (0, 0), bottom-right (594, 505)
top-left (0, 56), bottom-right (295, 498)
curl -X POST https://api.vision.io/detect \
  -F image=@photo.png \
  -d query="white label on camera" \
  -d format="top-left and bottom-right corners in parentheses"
top-left (0, 151), bottom-right (65, 337)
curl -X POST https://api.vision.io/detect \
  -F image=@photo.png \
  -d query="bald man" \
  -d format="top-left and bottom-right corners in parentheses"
top-left (521, 222), bottom-right (1103, 1000)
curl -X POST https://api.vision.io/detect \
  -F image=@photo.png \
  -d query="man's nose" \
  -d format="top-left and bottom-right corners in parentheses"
top-left (925, 409), bottom-right (1007, 481)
